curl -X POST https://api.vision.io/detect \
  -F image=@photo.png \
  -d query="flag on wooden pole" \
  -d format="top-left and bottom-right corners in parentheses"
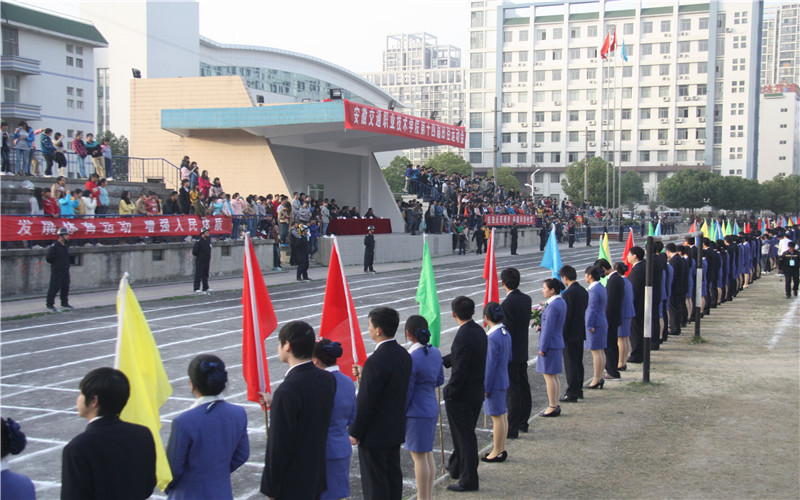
top-left (622, 229), bottom-right (634, 277)
top-left (483, 228), bottom-right (499, 310)
top-left (415, 234), bottom-right (441, 348)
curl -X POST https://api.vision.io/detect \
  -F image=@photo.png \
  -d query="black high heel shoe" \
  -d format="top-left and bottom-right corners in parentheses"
top-left (618, 365), bottom-right (627, 372)
top-left (585, 379), bottom-right (605, 390)
top-left (539, 405), bottom-right (561, 417)
top-left (481, 450), bottom-right (508, 463)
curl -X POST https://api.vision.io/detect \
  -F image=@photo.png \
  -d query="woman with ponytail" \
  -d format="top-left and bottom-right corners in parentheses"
top-left (165, 355), bottom-right (249, 499)
top-left (403, 315), bottom-right (444, 500)
top-left (1, 417), bottom-right (35, 499)
top-left (312, 338), bottom-right (357, 500)
top-left (481, 301), bottom-right (512, 463)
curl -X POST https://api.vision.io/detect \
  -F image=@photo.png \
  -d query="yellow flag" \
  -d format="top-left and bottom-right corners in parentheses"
top-left (700, 220), bottom-right (709, 239)
top-left (115, 274), bottom-right (173, 491)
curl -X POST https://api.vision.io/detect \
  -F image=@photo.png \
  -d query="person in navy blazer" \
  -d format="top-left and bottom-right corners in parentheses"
top-left (312, 339), bottom-right (357, 500)
top-left (260, 321), bottom-right (336, 500)
top-left (481, 302), bottom-right (512, 463)
top-left (403, 315), bottom-right (444, 500)
top-left (1, 417), bottom-right (35, 500)
top-left (558, 265), bottom-right (588, 403)
top-left (598, 259), bottom-right (624, 380)
top-left (536, 279), bottom-right (567, 417)
top-left (166, 355), bottom-right (249, 500)
top-left (499, 268), bottom-right (533, 438)
top-left (584, 266), bottom-right (608, 389)
top-left (61, 367), bottom-right (156, 500)
top-left (349, 307), bottom-right (412, 500)
top-left (614, 262), bottom-right (635, 371)
top-left (627, 246), bottom-right (647, 363)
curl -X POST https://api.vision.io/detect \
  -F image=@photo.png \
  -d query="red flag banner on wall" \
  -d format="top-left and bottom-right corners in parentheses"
top-left (0, 215), bottom-right (232, 241)
top-left (343, 99), bottom-right (466, 148)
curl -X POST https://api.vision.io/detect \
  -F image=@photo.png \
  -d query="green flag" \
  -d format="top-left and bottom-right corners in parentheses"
top-left (725, 220), bottom-right (732, 236)
top-left (415, 237), bottom-right (441, 347)
top-left (648, 221), bottom-right (654, 236)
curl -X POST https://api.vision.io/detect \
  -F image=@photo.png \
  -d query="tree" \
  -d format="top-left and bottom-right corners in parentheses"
top-left (381, 155), bottom-right (409, 194)
top-left (560, 157), bottom-right (620, 206)
top-left (657, 169), bottom-right (718, 210)
top-left (100, 130), bottom-right (128, 156)
top-left (620, 171), bottom-right (645, 206)
top-left (425, 151), bottom-right (472, 176)
top-left (761, 174), bottom-right (800, 215)
top-left (487, 167), bottom-right (520, 191)
top-left (709, 175), bottom-right (763, 212)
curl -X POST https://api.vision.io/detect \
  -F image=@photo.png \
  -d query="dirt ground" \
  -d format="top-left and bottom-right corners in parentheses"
top-left (435, 275), bottom-right (800, 499)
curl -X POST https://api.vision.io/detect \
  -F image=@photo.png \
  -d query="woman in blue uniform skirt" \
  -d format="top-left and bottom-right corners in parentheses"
top-left (311, 338), bottom-right (357, 500)
top-left (481, 302), bottom-right (512, 462)
top-left (165, 355), bottom-right (249, 500)
top-left (614, 262), bottom-right (634, 372)
top-left (536, 278), bottom-right (567, 417)
top-left (1, 417), bottom-right (35, 500)
top-left (404, 315), bottom-right (444, 500)
top-left (584, 265), bottom-right (609, 389)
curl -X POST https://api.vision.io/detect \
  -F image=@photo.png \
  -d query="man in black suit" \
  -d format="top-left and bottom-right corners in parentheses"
top-left (61, 367), bottom-right (156, 500)
top-left (349, 307), bottom-right (412, 500)
top-left (666, 243), bottom-right (686, 336)
top-left (651, 243), bottom-right (666, 350)
top-left (500, 268), bottom-right (532, 437)
top-left (509, 222), bottom-right (519, 255)
top-left (261, 321), bottom-right (336, 500)
top-left (443, 296), bottom-right (487, 492)
top-left (559, 265), bottom-right (588, 402)
top-left (627, 246), bottom-right (646, 363)
top-left (598, 259), bottom-right (624, 379)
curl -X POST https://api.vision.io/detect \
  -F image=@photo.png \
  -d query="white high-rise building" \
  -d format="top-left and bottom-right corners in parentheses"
top-left (362, 33), bottom-right (465, 163)
top-left (757, 85), bottom-right (800, 181)
top-left (761, 2), bottom-right (800, 87)
top-left (467, 0), bottom-right (763, 203)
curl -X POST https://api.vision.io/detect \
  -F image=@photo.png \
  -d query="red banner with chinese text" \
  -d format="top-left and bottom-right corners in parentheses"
top-left (484, 215), bottom-right (537, 227)
top-left (343, 99), bottom-right (466, 148)
top-left (1, 215), bottom-right (233, 241)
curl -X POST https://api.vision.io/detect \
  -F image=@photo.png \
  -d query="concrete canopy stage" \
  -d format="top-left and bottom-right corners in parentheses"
top-left (129, 76), bottom-right (464, 234)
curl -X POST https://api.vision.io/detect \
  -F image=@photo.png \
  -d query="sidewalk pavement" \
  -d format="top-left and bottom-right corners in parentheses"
top-left (432, 274), bottom-right (800, 499)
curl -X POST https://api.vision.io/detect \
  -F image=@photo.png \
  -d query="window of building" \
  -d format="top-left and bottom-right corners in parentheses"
top-left (470, 53), bottom-right (484, 69)
top-left (569, 69), bottom-right (581, 81)
top-left (640, 87), bottom-right (652, 98)
top-left (502, 153), bottom-right (511, 163)
top-left (569, 110), bottom-right (579, 122)
top-left (518, 112), bottom-right (528, 123)
top-left (469, 112), bottom-right (482, 128)
top-left (640, 151), bottom-right (651, 162)
top-left (588, 26), bottom-right (597, 37)
top-left (677, 128), bottom-right (689, 140)
top-left (2, 26), bottom-right (19, 56)
top-left (502, 113), bottom-right (511, 124)
top-left (519, 51), bottom-right (528, 62)
top-left (699, 17), bottom-right (709, 29)
top-left (470, 31), bottom-right (484, 49)
top-left (678, 63), bottom-right (689, 76)
top-left (620, 130), bottom-right (631, 141)
top-left (76, 88), bottom-right (84, 98)
top-left (552, 69), bottom-right (561, 81)
top-left (503, 52), bottom-right (513, 63)
top-left (697, 84), bottom-right (707, 96)
top-left (518, 153), bottom-right (527, 163)
top-left (661, 20), bottom-right (671, 32)
top-left (519, 30), bottom-right (529, 41)
top-left (677, 107), bottom-right (689, 118)
top-left (571, 27), bottom-right (581, 39)
top-left (660, 42), bottom-right (671, 55)
top-left (624, 23), bottom-right (634, 35)
top-left (552, 90), bottom-right (561, 102)
top-left (469, 151), bottom-right (482, 164)
top-left (568, 152), bottom-right (580, 162)
top-left (568, 131), bottom-right (580, 142)
top-left (680, 18), bottom-right (691, 31)
top-left (550, 170), bottom-right (560, 180)
top-left (697, 61), bottom-right (707, 74)
top-left (621, 109), bottom-right (631, 120)
top-left (695, 150), bottom-right (705, 162)
top-left (67, 99), bottom-right (75, 108)
top-left (502, 133), bottom-right (512, 144)
top-left (660, 64), bottom-right (670, 76)
top-left (504, 30), bottom-right (513, 43)
top-left (66, 56), bottom-right (74, 66)
top-left (587, 47), bottom-right (598, 59)
top-left (622, 87), bottom-right (632, 99)
top-left (470, 93), bottom-right (483, 109)
top-left (641, 43), bottom-right (653, 55)
top-left (4, 74), bottom-right (19, 103)
top-left (535, 111), bottom-right (545, 122)
top-left (780, 124), bottom-right (788, 128)
top-left (569, 48), bottom-right (581, 60)
top-left (551, 111), bottom-right (561, 122)
top-left (698, 39), bottom-right (708, 52)
top-left (471, 11), bottom-right (484, 27)
top-left (552, 49), bottom-right (562, 60)
top-left (642, 21), bottom-right (653, 34)
top-left (76, 100), bottom-right (84, 110)
top-left (553, 28), bottom-right (563, 39)
top-left (697, 106), bottom-right (706, 118)
top-left (641, 65), bottom-right (652, 77)
top-left (586, 109), bottom-right (596, 121)
top-left (679, 41), bottom-right (691, 54)
top-left (518, 92), bottom-right (527, 103)
top-left (519, 71), bottom-right (528, 82)
top-left (534, 70), bottom-right (545, 82)
top-left (586, 68), bottom-right (597, 80)
top-left (76, 46), bottom-right (83, 55)
top-left (640, 108), bottom-right (651, 119)
top-left (535, 50), bottom-right (546, 61)
top-left (658, 129), bottom-right (668, 140)
top-left (534, 132), bottom-right (545, 143)
top-left (469, 132), bottom-right (483, 148)
top-left (640, 129), bottom-right (651, 140)
top-left (623, 66), bottom-right (633, 78)
top-left (535, 152), bottom-right (545, 163)
top-left (586, 89), bottom-right (596, 101)
top-left (551, 131), bottom-right (561, 142)
top-left (536, 29), bottom-right (547, 41)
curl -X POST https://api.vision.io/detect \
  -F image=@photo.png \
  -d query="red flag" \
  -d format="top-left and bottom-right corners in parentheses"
top-left (766, 218), bottom-right (771, 230)
top-left (689, 221), bottom-right (696, 233)
top-left (320, 237), bottom-right (366, 380)
top-left (600, 31), bottom-right (610, 59)
top-left (621, 228), bottom-right (634, 277)
top-left (744, 222), bottom-right (750, 234)
top-left (483, 228), bottom-right (499, 311)
top-left (758, 218), bottom-right (763, 232)
top-left (610, 26), bottom-right (617, 52)
top-left (242, 233), bottom-right (277, 403)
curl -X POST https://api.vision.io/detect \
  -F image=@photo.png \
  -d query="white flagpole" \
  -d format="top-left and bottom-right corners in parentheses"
top-left (113, 272), bottom-right (129, 368)
top-left (244, 232), bottom-right (267, 395)
top-left (333, 235), bottom-right (359, 365)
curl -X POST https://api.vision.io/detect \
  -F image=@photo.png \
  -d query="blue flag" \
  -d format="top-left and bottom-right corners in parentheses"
top-left (654, 220), bottom-right (662, 236)
top-left (540, 225), bottom-right (562, 279)
top-left (622, 40), bottom-right (628, 62)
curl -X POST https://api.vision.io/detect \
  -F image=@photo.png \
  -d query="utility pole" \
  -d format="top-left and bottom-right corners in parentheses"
top-left (492, 96), bottom-right (498, 181)
top-left (584, 126), bottom-right (588, 204)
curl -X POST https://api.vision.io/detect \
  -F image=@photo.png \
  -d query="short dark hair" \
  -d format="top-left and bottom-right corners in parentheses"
top-left (665, 243), bottom-right (677, 253)
top-left (188, 354), bottom-right (228, 396)
top-left (451, 296), bottom-right (475, 321)
top-left (368, 307), bottom-right (400, 338)
top-left (613, 261), bottom-right (628, 275)
top-left (585, 265), bottom-right (603, 282)
top-left (278, 321), bottom-right (315, 359)
top-left (559, 265), bottom-right (577, 281)
top-left (44, 127), bottom-right (52, 134)
top-left (543, 278), bottom-right (563, 294)
top-left (629, 246), bottom-right (645, 260)
top-left (654, 241), bottom-right (664, 253)
top-left (500, 268), bottom-right (520, 290)
top-left (79, 367), bottom-right (130, 417)
top-left (594, 258), bottom-right (611, 270)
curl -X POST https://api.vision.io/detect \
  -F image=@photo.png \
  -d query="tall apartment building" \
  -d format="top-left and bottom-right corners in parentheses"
top-left (761, 2), bottom-right (800, 86)
top-left (757, 85), bottom-right (800, 181)
top-left (467, 0), bottom-right (763, 203)
top-left (362, 33), bottom-right (465, 163)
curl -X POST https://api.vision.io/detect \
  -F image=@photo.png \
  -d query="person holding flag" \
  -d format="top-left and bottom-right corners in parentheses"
top-left (402, 315), bottom-right (444, 500)
top-left (165, 355), bottom-right (249, 499)
top-left (500, 268), bottom-right (533, 439)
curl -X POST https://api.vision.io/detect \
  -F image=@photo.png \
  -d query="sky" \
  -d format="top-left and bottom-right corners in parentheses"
top-left (14, 0), bottom-right (470, 73)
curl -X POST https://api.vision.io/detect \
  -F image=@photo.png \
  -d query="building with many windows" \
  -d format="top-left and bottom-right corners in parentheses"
top-left (761, 2), bottom-right (800, 87)
top-left (466, 0), bottom-right (763, 203)
top-left (1, 2), bottom-right (106, 140)
top-left (757, 84), bottom-right (800, 181)
top-left (362, 33), bottom-right (465, 163)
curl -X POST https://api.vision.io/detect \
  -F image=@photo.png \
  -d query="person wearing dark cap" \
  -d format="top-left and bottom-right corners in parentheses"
top-left (192, 228), bottom-right (212, 294)
top-left (294, 224), bottom-right (311, 281)
top-left (1, 417), bottom-right (35, 499)
top-left (509, 222), bottom-right (519, 255)
top-left (781, 241), bottom-right (800, 298)
top-left (45, 226), bottom-right (73, 312)
top-left (364, 225), bottom-right (376, 273)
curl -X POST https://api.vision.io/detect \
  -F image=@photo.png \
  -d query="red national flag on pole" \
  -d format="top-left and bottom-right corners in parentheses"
top-left (744, 222), bottom-right (750, 233)
top-left (600, 31), bottom-right (611, 59)
top-left (621, 228), bottom-right (634, 277)
top-left (689, 221), bottom-right (696, 233)
top-left (320, 237), bottom-right (366, 380)
top-left (242, 233), bottom-right (277, 403)
top-left (483, 228), bottom-right (499, 310)
top-left (610, 26), bottom-right (617, 52)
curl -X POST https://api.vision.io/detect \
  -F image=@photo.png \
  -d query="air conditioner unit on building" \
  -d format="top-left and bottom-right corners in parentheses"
top-left (692, 96), bottom-right (699, 100)
top-left (662, 96), bottom-right (671, 102)
top-left (504, 63), bottom-right (512, 68)
top-left (590, 99), bottom-right (597, 105)
top-left (676, 118), bottom-right (683, 123)
top-left (533, 122), bottom-right (540, 127)
top-left (726, 28), bottom-right (732, 33)
top-left (697, 162), bottom-right (703, 166)
top-left (603, 120), bottom-right (609, 125)
top-left (589, 80), bottom-right (597, 84)
top-left (699, 117), bottom-right (706, 122)
top-left (683, 96), bottom-right (692, 101)
top-left (662, 76), bottom-right (671, 81)
top-left (602, 141), bottom-right (609, 146)
top-left (589, 142), bottom-right (596, 147)
top-left (554, 101), bottom-right (561, 106)
top-left (660, 118), bottom-right (669, 123)
top-left (535, 62), bottom-right (543, 66)
top-left (664, 33), bottom-right (671, 37)
top-left (680, 54), bottom-right (689, 58)
top-left (517, 83), bottom-right (526, 87)
top-left (588, 120), bottom-right (596, 125)
top-left (504, 83), bottom-right (512, 88)
top-left (521, 143), bottom-right (528, 148)
top-left (590, 58), bottom-right (597, 63)
top-left (660, 163), bottom-right (668, 166)
top-left (698, 138), bottom-right (705, 144)
top-left (534, 143), bottom-right (541, 147)
top-left (535, 82), bottom-right (543, 86)
top-left (659, 140), bottom-right (668, 145)
top-left (675, 140), bottom-right (682, 145)
top-left (522, 123), bottom-right (529, 127)
top-left (663, 55), bottom-right (671, 60)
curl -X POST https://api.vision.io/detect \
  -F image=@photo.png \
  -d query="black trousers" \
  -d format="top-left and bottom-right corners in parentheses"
top-left (193, 260), bottom-right (209, 291)
top-left (604, 325), bottom-right (620, 378)
top-left (660, 301), bottom-right (669, 341)
top-left (510, 238), bottom-right (517, 255)
top-left (296, 257), bottom-right (309, 280)
top-left (364, 249), bottom-right (374, 271)
top-left (669, 294), bottom-right (683, 334)
top-left (785, 268), bottom-right (799, 296)
top-left (358, 445), bottom-right (402, 500)
top-left (562, 340), bottom-right (584, 398)
top-left (272, 244), bottom-right (281, 268)
top-left (506, 361), bottom-right (531, 433)
top-left (46, 269), bottom-right (70, 307)
top-left (629, 317), bottom-right (644, 361)
top-left (445, 399), bottom-right (481, 490)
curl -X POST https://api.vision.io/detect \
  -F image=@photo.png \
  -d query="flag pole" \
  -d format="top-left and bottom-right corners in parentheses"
top-left (333, 236), bottom-right (360, 385)
top-left (437, 386), bottom-right (446, 475)
top-left (245, 232), bottom-right (270, 441)
top-left (113, 272), bottom-right (130, 368)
